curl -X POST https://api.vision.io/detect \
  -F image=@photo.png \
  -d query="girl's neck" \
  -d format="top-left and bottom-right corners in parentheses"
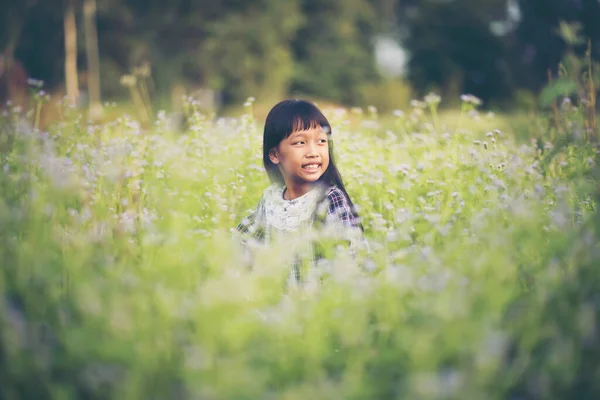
top-left (283, 181), bottom-right (315, 200)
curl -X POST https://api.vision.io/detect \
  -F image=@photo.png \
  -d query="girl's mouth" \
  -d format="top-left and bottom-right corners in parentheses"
top-left (302, 163), bottom-right (321, 172)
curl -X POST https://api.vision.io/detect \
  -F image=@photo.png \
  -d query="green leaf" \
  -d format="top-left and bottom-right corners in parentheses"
top-left (539, 77), bottom-right (578, 107)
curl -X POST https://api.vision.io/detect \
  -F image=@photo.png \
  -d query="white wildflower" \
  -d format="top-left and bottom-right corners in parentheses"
top-left (460, 94), bottom-right (483, 106)
top-left (410, 99), bottom-right (427, 109)
top-left (424, 92), bottom-right (441, 106)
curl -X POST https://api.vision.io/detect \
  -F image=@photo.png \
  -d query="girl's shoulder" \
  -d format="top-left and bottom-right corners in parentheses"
top-left (236, 186), bottom-right (276, 238)
top-left (317, 184), bottom-right (362, 228)
top-left (324, 184), bottom-right (344, 196)
top-left (322, 185), bottom-right (350, 208)
top-left (313, 184), bottom-right (349, 219)
top-left (262, 183), bottom-right (285, 200)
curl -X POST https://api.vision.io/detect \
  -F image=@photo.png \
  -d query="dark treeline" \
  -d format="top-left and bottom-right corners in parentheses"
top-left (1, 0), bottom-right (599, 111)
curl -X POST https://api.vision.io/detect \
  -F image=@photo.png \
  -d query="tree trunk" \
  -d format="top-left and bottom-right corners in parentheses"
top-left (0, 43), bottom-right (29, 109)
top-left (83, 0), bottom-right (101, 116)
top-left (64, 0), bottom-right (79, 105)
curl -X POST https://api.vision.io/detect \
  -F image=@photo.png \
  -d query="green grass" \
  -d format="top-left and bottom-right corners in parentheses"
top-left (0, 98), bottom-right (599, 399)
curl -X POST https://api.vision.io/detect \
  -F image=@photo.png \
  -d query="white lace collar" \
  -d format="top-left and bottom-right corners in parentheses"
top-left (263, 184), bottom-right (325, 231)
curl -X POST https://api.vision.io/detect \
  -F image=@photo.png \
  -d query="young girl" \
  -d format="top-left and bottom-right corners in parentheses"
top-left (236, 99), bottom-right (367, 280)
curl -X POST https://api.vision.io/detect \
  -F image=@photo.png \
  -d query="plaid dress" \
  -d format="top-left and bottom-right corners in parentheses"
top-left (236, 183), bottom-right (366, 281)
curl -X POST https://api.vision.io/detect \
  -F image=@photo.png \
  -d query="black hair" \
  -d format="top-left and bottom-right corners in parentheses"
top-left (262, 99), bottom-right (361, 223)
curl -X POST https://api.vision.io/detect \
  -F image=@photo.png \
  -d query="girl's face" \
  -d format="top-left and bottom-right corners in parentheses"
top-left (268, 126), bottom-right (330, 188)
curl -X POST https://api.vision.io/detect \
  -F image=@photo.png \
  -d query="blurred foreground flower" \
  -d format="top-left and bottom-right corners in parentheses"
top-left (460, 94), bottom-right (483, 106)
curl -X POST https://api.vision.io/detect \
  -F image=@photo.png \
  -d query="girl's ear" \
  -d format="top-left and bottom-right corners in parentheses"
top-left (268, 148), bottom-right (280, 164)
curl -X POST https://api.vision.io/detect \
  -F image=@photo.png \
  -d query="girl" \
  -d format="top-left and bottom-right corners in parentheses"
top-left (236, 99), bottom-right (367, 280)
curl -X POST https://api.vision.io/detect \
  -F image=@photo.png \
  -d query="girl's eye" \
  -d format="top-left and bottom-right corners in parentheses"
top-left (293, 141), bottom-right (305, 145)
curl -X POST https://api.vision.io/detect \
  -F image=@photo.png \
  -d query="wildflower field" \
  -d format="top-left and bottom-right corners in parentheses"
top-left (1, 95), bottom-right (600, 399)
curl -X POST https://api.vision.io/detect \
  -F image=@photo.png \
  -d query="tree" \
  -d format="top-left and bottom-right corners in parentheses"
top-left (83, 0), bottom-right (101, 115)
top-left (2, 0), bottom-right (393, 109)
top-left (64, 0), bottom-right (79, 105)
top-left (403, 0), bottom-right (513, 106)
top-left (290, 0), bottom-right (382, 105)
top-left (513, 0), bottom-right (600, 92)
top-left (0, 0), bottom-right (39, 106)
top-left (199, 0), bottom-right (302, 105)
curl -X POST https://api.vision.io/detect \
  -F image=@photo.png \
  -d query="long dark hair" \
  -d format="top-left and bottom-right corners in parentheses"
top-left (262, 99), bottom-right (360, 221)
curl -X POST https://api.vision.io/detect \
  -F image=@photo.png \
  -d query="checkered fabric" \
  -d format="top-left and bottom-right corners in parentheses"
top-left (236, 184), bottom-right (366, 281)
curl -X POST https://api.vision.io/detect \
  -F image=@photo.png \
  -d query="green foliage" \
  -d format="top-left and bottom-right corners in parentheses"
top-left (403, 0), bottom-right (512, 105)
top-left (290, 0), bottom-right (381, 105)
top-left (513, 0), bottom-right (600, 93)
top-left (513, 89), bottom-right (538, 111)
top-left (91, 0), bottom-right (383, 108)
top-left (358, 78), bottom-right (412, 113)
top-left (539, 77), bottom-right (578, 108)
top-left (1, 92), bottom-right (599, 397)
top-left (536, 21), bottom-right (599, 142)
top-left (200, 0), bottom-right (301, 105)
top-left (557, 21), bottom-right (586, 47)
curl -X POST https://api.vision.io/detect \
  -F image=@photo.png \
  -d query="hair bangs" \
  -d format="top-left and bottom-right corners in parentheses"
top-left (289, 112), bottom-right (330, 136)
top-left (264, 100), bottom-right (331, 147)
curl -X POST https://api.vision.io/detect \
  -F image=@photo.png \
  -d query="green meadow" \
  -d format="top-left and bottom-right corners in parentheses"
top-left (1, 95), bottom-right (599, 399)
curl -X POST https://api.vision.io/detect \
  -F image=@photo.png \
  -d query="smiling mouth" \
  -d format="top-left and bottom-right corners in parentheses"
top-left (302, 163), bottom-right (321, 171)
